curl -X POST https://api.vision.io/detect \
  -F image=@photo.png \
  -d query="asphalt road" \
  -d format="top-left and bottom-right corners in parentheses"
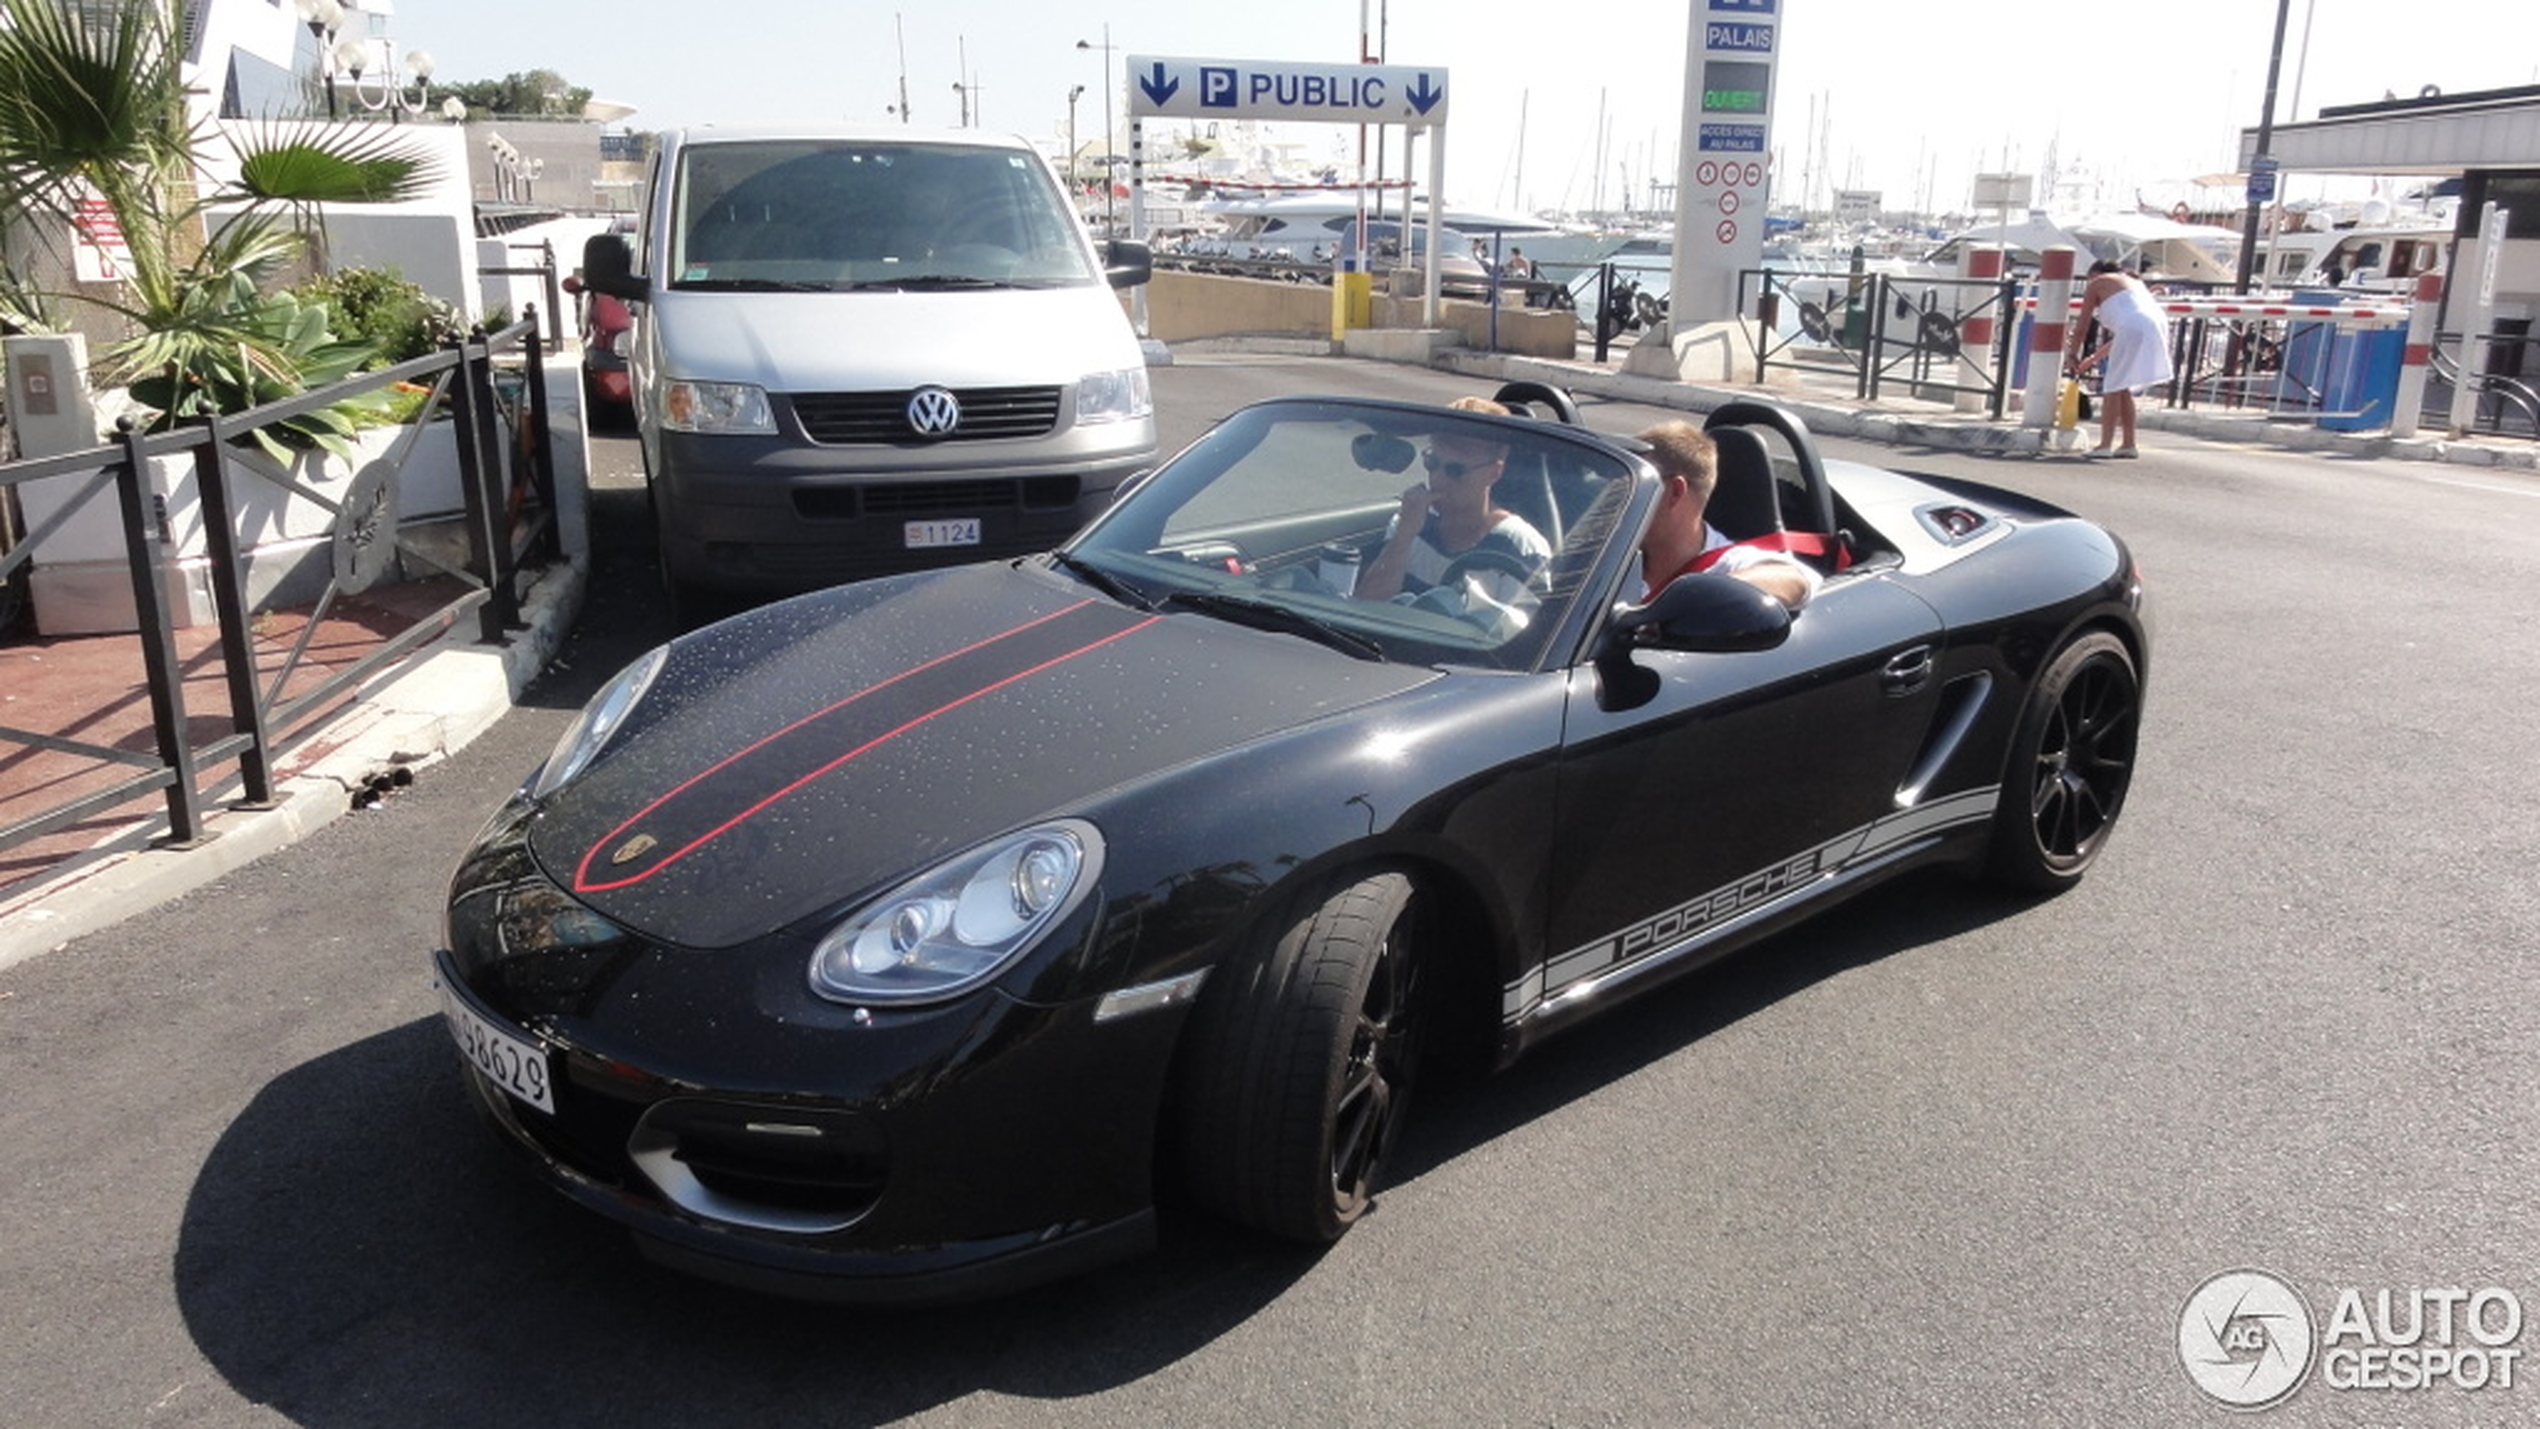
top-left (5, 356), bottom-right (2537, 1427)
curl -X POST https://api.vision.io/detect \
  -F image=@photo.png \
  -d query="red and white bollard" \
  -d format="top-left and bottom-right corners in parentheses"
top-left (2023, 246), bottom-right (2080, 434)
top-left (2391, 270), bottom-right (2446, 436)
top-left (1957, 245), bottom-right (2004, 413)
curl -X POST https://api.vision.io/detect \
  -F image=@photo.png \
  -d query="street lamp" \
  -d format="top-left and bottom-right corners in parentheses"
top-left (336, 39), bottom-right (437, 122)
top-left (1067, 83), bottom-right (1085, 196)
top-left (952, 81), bottom-right (972, 128)
top-left (1075, 24), bottom-right (1115, 233)
top-left (294, 0), bottom-right (345, 119)
top-left (486, 133), bottom-right (521, 202)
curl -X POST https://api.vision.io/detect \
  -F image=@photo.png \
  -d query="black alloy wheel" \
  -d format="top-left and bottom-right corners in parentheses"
top-left (1180, 868), bottom-right (1426, 1244)
top-left (1990, 631), bottom-right (2140, 891)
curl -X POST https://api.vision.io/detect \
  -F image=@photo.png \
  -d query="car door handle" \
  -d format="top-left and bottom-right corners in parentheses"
top-left (1882, 645), bottom-right (1935, 695)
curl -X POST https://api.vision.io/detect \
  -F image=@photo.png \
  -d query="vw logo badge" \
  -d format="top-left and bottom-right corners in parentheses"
top-left (906, 386), bottom-right (962, 438)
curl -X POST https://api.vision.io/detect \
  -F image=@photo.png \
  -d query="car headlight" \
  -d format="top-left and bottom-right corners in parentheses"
top-left (1074, 366), bottom-right (1151, 426)
top-left (809, 820), bottom-right (1104, 1006)
top-left (660, 379), bottom-right (775, 434)
top-left (528, 645), bottom-right (667, 799)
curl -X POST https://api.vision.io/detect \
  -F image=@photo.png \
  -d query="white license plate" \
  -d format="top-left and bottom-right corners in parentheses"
top-left (904, 518), bottom-right (982, 549)
top-left (439, 980), bottom-right (555, 1114)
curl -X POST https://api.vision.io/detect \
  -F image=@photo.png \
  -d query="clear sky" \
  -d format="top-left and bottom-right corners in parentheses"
top-left (396, 0), bottom-right (2537, 218)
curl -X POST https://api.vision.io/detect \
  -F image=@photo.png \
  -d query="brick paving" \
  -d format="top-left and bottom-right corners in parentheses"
top-left (0, 578), bottom-right (468, 900)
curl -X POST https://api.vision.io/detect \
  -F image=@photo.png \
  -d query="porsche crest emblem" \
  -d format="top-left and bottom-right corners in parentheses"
top-left (610, 832), bottom-right (659, 866)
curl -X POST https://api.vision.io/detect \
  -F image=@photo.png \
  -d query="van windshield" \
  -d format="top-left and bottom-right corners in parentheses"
top-left (667, 140), bottom-right (1099, 290)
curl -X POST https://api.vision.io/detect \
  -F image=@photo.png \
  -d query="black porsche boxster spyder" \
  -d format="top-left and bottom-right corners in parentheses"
top-left (435, 388), bottom-right (2146, 1304)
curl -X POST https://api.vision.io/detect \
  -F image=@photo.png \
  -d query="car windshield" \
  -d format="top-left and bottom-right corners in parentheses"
top-left (668, 140), bottom-right (1098, 289)
top-left (1064, 400), bottom-right (1639, 672)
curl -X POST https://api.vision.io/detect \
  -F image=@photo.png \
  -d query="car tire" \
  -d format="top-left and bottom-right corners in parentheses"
top-left (1988, 631), bottom-right (2140, 892)
top-left (1180, 868), bottom-right (1426, 1245)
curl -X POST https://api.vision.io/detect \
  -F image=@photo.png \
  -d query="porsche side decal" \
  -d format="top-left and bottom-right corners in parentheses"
top-left (1505, 786), bottom-right (2001, 1020)
top-left (572, 601), bottom-right (1160, 894)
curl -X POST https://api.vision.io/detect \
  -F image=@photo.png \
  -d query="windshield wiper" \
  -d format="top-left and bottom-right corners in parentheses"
top-left (843, 275), bottom-right (1015, 292)
top-left (1160, 592), bottom-right (1386, 662)
top-left (672, 277), bottom-right (837, 292)
top-left (1048, 551), bottom-right (1152, 610)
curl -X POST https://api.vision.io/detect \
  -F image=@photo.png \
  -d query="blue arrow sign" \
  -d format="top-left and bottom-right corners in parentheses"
top-left (1139, 62), bottom-right (1179, 108)
top-left (1405, 72), bottom-right (1445, 116)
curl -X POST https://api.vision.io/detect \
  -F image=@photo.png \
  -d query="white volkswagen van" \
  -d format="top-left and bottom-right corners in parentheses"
top-left (580, 126), bottom-right (1156, 606)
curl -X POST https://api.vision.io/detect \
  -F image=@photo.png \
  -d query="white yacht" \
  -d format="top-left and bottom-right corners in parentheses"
top-left (1188, 191), bottom-right (1626, 272)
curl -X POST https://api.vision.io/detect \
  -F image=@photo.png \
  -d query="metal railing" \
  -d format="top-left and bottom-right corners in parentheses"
top-left (2426, 331), bottom-right (2540, 438)
top-left (491, 240), bottom-right (567, 345)
top-left (0, 316), bottom-right (557, 864)
top-left (1736, 269), bottom-right (2019, 416)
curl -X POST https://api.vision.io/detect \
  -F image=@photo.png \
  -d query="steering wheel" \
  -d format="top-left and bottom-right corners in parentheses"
top-left (1488, 381), bottom-right (1584, 426)
top-left (1436, 546), bottom-right (1539, 591)
top-left (1407, 546), bottom-right (1543, 637)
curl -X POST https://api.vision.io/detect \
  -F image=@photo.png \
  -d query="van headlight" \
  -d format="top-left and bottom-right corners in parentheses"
top-left (661, 379), bottom-right (775, 434)
top-left (1075, 366), bottom-right (1151, 426)
top-left (809, 821), bottom-right (1104, 1005)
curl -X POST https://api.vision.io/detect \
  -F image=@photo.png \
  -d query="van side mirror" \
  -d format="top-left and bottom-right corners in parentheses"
top-left (581, 232), bottom-right (643, 301)
top-left (1104, 238), bottom-right (1153, 290)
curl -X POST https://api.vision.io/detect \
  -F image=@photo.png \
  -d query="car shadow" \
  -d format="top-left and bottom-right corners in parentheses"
top-left (1388, 871), bottom-right (2040, 1186)
top-left (173, 1019), bottom-right (1319, 1428)
top-left (173, 873), bottom-right (2033, 1426)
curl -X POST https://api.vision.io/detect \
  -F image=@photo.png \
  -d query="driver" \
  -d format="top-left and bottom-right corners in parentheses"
top-left (1355, 399), bottom-right (1552, 606)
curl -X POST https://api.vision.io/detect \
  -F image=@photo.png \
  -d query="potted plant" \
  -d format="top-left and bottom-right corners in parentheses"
top-left (0, 0), bottom-right (441, 456)
top-left (1, 0), bottom-right (451, 631)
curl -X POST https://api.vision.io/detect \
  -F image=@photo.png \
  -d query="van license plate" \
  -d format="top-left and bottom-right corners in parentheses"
top-left (905, 519), bottom-right (982, 549)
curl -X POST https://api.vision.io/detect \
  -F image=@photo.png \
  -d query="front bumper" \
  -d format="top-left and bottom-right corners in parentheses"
top-left (431, 931), bottom-right (1188, 1303)
top-left (649, 425), bottom-right (1152, 591)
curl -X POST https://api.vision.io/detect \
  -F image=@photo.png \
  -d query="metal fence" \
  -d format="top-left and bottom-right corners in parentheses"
top-left (2428, 329), bottom-right (2540, 437)
top-left (0, 316), bottom-right (557, 863)
top-left (1728, 268), bottom-right (2020, 416)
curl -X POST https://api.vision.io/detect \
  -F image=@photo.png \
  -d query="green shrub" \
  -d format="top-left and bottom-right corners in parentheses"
top-left (297, 267), bottom-right (461, 364)
top-left (128, 272), bottom-right (397, 460)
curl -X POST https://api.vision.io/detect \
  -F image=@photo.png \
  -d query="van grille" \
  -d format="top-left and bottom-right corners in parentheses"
top-left (794, 475), bottom-right (1082, 521)
top-left (792, 387), bottom-right (1064, 444)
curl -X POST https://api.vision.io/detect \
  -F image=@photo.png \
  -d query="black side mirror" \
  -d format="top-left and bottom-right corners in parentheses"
top-left (1608, 570), bottom-right (1793, 654)
top-left (1104, 238), bottom-right (1153, 290)
top-left (581, 232), bottom-right (642, 301)
top-left (1592, 573), bottom-right (1791, 710)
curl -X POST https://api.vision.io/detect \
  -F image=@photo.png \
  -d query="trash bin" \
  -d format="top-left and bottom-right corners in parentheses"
top-left (2275, 290), bottom-right (2339, 416)
top-left (2316, 323), bottom-right (2405, 432)
top-left (2287, 291), bottom-right (2408, 433)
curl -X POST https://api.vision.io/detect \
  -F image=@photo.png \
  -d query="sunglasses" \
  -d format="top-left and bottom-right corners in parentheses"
top-left (1422, 448), bottom-right (1500, 481)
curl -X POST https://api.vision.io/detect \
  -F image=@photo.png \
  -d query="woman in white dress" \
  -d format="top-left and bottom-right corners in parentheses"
top-left (2071, 260), bottom-right (2176, 458)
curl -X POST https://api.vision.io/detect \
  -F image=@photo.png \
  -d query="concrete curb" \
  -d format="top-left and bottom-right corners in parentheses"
top-left (0, 558), bottom-right (587, 972)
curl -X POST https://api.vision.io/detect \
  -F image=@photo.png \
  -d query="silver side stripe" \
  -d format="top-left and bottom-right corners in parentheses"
top-left (1503, 786), bottom-right (2000, 1020)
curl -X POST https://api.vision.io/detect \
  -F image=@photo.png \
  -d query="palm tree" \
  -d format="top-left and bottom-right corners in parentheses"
top-left (0, 0), bottom-right (441, 455)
